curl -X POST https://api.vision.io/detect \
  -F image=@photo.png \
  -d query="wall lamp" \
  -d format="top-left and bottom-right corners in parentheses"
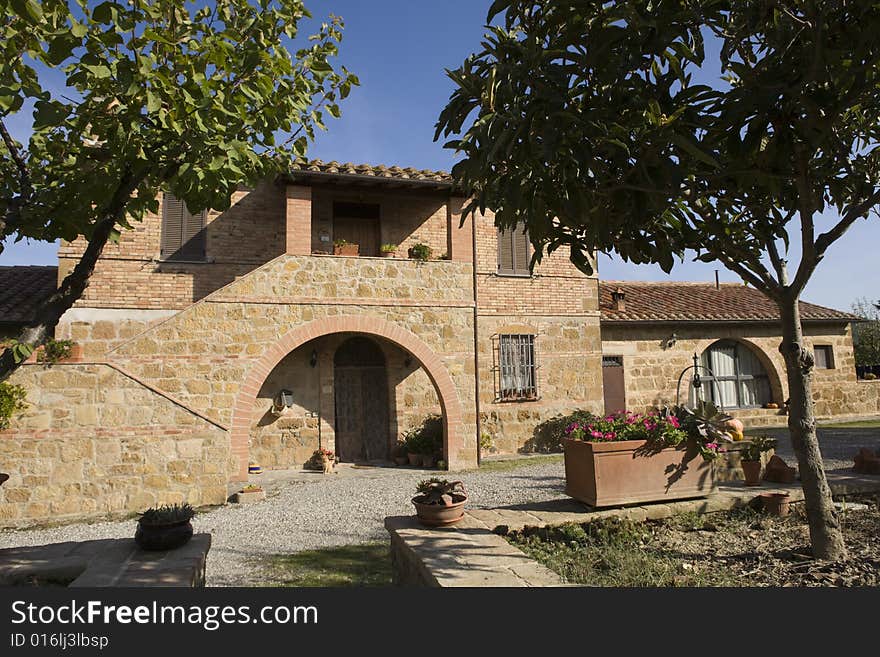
top-left (271, 388), bottom-right (294, 416)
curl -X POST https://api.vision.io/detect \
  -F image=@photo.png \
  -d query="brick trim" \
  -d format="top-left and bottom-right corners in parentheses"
top-left (228, 315), bottom-right (468, 480)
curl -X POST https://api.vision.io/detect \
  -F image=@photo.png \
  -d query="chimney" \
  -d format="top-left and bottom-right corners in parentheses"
top-left (611, 287), bottom-right (626, 312)
top-left (715, 270), bottom-right (720, 290)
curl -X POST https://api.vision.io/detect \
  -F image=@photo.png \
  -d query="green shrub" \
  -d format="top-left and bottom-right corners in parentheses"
top-left (37, 339), bottom-right (74, 364)
top-left (523, 410), bottom-right (598, 453)
top-left (407, 242), bottom-right (432, 261)
top-left (404, 415), bottom-right (443, 455)
top-left (0, 382), bottom-right (27, 430)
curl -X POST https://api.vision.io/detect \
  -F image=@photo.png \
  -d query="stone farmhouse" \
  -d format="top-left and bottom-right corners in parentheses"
top-left (0, 160), bottom-right (877, 527)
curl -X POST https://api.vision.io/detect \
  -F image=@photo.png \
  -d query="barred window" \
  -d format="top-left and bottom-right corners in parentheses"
top-left (494, 334), bottom-right (539, 401)
top-left (160, 193), bottom-right (207, 261)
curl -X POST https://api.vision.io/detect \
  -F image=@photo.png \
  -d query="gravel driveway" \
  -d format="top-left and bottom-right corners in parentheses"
top-left (1, 425), bottom-right (876, 587)
top-left (0, 459), bottom-right (567, 587)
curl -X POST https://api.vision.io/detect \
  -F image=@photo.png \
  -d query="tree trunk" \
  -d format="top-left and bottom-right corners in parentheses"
top-left (777, 293), bottom-right (847, 560)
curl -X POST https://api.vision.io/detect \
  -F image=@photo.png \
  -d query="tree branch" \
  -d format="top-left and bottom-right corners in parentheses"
top-left (814, 187), bottom-right (880, 255)
top-left (0, 118), bottom-right (30, 195)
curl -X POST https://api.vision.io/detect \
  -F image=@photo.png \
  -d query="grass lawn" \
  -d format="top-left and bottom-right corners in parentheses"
top-left (468, 453), bottom-right (563, 473)
top-left (817, 419), bottom-right (880, 429)
top-left (261, 543), bottom-right (392, 587)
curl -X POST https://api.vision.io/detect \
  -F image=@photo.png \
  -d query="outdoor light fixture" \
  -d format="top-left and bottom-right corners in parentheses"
top-left (310, 349), bottom-right (318, 368)
top-left (691, 353), bottom-right (702, 390)
top-left (271, 389), bottom-right (295, 416)
top-left (663, 332), bottom-right (678, 349)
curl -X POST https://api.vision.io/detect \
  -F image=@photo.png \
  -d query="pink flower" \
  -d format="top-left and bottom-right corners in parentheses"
top-left (668, 416), bottom-right (681, 428)
top-left (590, 430), bottom-right (603, 439)
top-left (604, 432), bottom-right (616, 440)
top-left (706, 442), bottom-right (718, 450)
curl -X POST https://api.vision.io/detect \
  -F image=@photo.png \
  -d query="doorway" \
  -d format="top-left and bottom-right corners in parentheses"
top-left (333, 336), bottom-right (390, 462)
top-left (602, 355), bottom-right (626, 415)
top-left (333, 202), bottom-right (380, 257)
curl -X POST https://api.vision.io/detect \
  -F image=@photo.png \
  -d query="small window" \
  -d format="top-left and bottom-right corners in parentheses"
top-left (497, 224), bottom-right (531, 276)
top-left (814, 345), bottom-right (835, 370)
top-left (161, 193), bottom-right (207, 261)
top-left (493, 334), bottom-right (538, 401)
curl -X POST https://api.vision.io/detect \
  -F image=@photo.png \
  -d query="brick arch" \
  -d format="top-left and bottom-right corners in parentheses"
top-left (693, 337), bottom-right (786, 406)
top-left (228, 315), bottom-right (467, 479)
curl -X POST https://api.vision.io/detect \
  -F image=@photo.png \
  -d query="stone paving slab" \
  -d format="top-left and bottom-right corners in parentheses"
top-left (0, 534), bottom-right (211, 587)
top-left (385, 515), bottom-right (566, 587)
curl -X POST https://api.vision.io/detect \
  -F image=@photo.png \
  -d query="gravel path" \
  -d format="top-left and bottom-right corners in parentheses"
top-left (0, 459), bottom-right (567, 587)
top-left (1, 425), bottom-right (876, 587)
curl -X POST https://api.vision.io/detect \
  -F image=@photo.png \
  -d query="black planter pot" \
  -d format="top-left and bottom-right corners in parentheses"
top-left (135, 519), bottom-right (194, 551)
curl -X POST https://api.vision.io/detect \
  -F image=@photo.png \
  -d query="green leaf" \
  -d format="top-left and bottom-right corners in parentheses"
top-left (671, 134), bottom-right (720, 168)
top-left (10, 0), bottom-right (43, 24)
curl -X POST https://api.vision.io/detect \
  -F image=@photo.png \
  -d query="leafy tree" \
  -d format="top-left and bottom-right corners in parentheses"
top-left (0, 0), bottom-right (357, 378)
top-left (436, 0), bottom-right (880, 559)
top-left (852, 297), bottom-right (880, 368)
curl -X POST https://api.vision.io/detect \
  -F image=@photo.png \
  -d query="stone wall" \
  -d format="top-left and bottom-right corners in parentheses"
top-left (0, 363), bottom-right (229, 529)
top-left (101, 254), bottom-right (477, 473)
top-left (601, 321), bottom-right (879, 423)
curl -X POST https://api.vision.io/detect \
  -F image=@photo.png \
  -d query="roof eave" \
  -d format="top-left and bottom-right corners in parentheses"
top-left (284, 170), bottom-right (456, 192)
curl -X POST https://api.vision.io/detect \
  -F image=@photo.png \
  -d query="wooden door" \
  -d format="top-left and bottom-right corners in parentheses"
top-left (333, 337), bottom-right (390, 462)
top-left (602, 356), bottom-right (626, 415)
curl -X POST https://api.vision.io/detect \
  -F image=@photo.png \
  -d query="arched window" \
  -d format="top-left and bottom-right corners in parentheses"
top-left (694, 340), bottom-right (771, 409)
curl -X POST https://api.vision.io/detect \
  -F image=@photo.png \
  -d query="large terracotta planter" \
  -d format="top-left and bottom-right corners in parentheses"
top-left (563, 438), bottom-right (715, 508)
top-left (742, 460), bottom-right (762, 486)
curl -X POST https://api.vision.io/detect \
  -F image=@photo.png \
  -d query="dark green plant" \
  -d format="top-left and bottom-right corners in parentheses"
top-left (0, 381), bottom-right (27, 429)
top-left (139, 503), bottom-right (195, 527)
top-left (36, 338), bottom-right (74, 364)
top-left (740, 436), bottom-right (776, 462)
top-left (413, 478), bottom-right (466, 506)
top-left (525, 410), bottom-right (597, 453)
top-left (668, 401), bottom-right (734, 446)
top-left (380, 243), bottom-right (398, 253)
top-left (404, 415), bottom-right (443, 455)
top-left (407, 242), bottom-right (432, 261)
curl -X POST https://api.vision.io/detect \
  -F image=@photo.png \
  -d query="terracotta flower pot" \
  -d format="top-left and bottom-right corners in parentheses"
top-left (742, 460), bottom-right (762, 486)
top-left (407, 452), bottom-right (421, 466)
top-left (412, 496), bottom-right (467, 527)
top-left (135, 519), bottom-right (193, 551)
top-left (761, 492), bottom-right (791, 517)
top-left (420, 454), bottom-right (436, 468)
top-left (563, 438), bottom-right (714, 508)
top-left (334, 243), bottom-right (359, 256)
top-left (393, 456), bottom-right (408, 466)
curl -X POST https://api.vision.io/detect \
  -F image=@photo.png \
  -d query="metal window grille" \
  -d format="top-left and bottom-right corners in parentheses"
top-left (492, 334), bottom-right (539, 401)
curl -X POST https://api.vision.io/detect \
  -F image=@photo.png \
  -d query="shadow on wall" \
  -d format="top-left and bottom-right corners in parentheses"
top-left (154, 181), bottom-right (287, 303)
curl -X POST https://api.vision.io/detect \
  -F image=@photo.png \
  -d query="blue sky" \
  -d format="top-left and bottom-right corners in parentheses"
top-left (2, 0), bottom-right (878, 312)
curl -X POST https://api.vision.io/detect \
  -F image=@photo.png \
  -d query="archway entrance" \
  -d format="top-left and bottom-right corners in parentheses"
top-left (333, 336), bottom-right (390, 462)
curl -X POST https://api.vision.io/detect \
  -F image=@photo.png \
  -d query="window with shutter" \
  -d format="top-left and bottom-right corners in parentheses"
top-left (497, 224), bottom-right (531, 276)
top-left (160, 193), bottom-right (207, 261)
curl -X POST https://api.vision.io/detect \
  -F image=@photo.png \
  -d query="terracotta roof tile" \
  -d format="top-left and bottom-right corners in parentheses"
top-left (290, 159), bottom-right (453, 186)
top-left (0, 266), bottom-right (57, 324)
top-left (599, 281), bottom-right (858, 323)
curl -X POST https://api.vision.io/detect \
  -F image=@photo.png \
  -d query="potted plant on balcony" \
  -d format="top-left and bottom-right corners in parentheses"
top-left (333, 239), bottom-right (359, 256)
top-left (135, 503), bottom-right (195, 551)
top-left (411, 478), bottom-right (468, 526)
top-left (308, 448), bottom-right (336, 474)
top-left (562, 402), bottom-right (729, 508)
top-left (380, 243), bottom-right (398, 258)
top-left (407, 242), bottom-right (432, 261)
top-left (740, 436), bottom-right (776, 486)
